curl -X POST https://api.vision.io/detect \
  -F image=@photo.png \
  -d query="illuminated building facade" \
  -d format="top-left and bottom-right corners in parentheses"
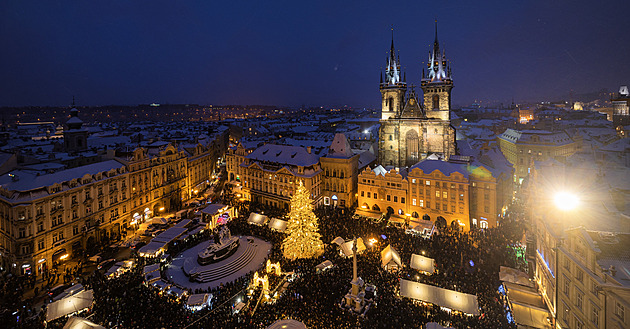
top-left (356, 154), bottom-right (512, 230)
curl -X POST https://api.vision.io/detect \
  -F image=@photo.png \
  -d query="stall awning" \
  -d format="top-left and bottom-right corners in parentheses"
top-left (399, 279), bottom-right (479, 315)
top-left (138, 241), bottom-right (167, 257)
top-left (46, 290), bottom-right (94, 322)
top-left (499, 266), bottom-right (534, 287)
top-left (201, 203), bottom-right (228, 215)
top-left (152, 227), bottom-right (187, 244)
top-left (381, 244), bottom-right (402, 269)
top-left (63, 316), bottom-right (105, 329)
top-left (247, 212), bottom-right (269, 226)
top-left (410, 254), bottom-right (435, 274)
top-left (268, 218), bottom-right (288, 232)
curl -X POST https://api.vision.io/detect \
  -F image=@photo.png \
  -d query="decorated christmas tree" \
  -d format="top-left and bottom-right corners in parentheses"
top-left (282, 180), bottom-right (324, 260)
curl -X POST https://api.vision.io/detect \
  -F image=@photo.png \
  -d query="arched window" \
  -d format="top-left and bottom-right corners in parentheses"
top-left (372, 204), bottom-right (381, 211)
top-left (388, 97), bottom-right (394, 111)
top-left (432, 94), bottom-right (439, 110)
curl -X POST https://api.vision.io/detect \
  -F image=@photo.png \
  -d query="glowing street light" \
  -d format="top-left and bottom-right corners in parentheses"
top-left (554, 192), bottom-right (579, 211)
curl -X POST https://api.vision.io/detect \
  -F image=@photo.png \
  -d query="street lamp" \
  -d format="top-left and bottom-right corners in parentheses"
top-left (553, 192), bottom-right (579, 211)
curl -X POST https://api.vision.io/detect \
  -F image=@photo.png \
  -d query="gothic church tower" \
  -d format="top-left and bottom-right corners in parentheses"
top-left (421, 22), bottom-right (453, 121)
top-left (380, 33), bottom-right (407, 120)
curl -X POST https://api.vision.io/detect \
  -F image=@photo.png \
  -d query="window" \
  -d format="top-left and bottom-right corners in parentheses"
top-left (616, 302), bottom-right (625, 321)
top-left (373, 193), bottom-right (377, 199)
top-left (367, 192), bottom-right (371, 198)
top-left (484, 206), bottom-right (489, 213)
top-left (590, 305), bottom-right (599, 326)
top-left (564, 278), bottom-right (570, 295)
top-left (435, 202), bottom-right (440, 209)
top-left (425, 180), bottom-right (430, 186)
top-left (576, 269), bottom-right (584, 283)
top-left (590, 280), bottom-right (598, 296)
top-left (451, 205), bottom-right (455, 212)
top-left (412, 179), bottom-right (416, 184)
top-left (435, 191), bottom-right (440, 197)
top-left (413, 199), bottom-right (416, 206)
top-left (576, 291), bottom-right (583, 310)
top-left (37, 222), bottom-right (44, 233)
top-left (38, 240), bottom-right (44, 250)
top-left (419, 200), bottom-right (424, 207)
top-left (443, 191), bottom-right (447, 198)
top-left (442, 204), bottom-right (447, 211)
top-left (361, 191), bottom-right (364, 197)
top-left (18, 228), bottom-right (25, 238)
top-left (401, 197), bottom-right (405, 204)
top-left (387, 195), bottom-right (391, 201)
top-left (459, 193), bottom-right (464, 201)
top-left (73, 226), bottom-right (79, 235)
top-left (393, 196), bottom-right (398, 202)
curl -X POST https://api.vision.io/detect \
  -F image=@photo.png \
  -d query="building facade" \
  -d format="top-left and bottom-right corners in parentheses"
top-left (227, 134), bottom-right (366, 210)
top-left (497, 129), bottom-right (579, 184)
top-left (356, 155), bottom-right (512, 230)
top-left (378, 26), bottom-right (456, 168)
top-left (529, 158), bottom-right (630, 329)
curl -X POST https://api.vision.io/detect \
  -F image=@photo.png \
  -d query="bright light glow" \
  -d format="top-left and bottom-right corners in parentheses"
top-left (159, 207), bottom-right (165, 212)
top-left (59, 254), bottom-right (69, 261)
top-left (554, 192), bottom-right (579, 211)
top-left (369, 238), bottom-right (377, 245)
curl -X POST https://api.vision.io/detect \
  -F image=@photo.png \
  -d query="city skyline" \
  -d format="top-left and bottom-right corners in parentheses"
top-left (1, 1), bottom-right (628, 108)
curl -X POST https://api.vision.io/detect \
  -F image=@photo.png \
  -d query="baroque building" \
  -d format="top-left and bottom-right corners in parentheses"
top-left (379, 25), bottom-right (456, 168)
top-left (357, 150), bottom-right (513, 231)
top-left (226, 134), bottom-right (368, 210)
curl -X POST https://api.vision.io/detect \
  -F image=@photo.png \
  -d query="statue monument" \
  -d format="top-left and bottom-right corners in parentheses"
top-left (197, 226), bottom-right (240, 265)
top-left (342, 237), bottom-right (376, 314)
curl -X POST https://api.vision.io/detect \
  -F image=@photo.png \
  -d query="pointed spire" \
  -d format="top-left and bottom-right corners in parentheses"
top-left (391, 26), bottom-right (395, 54)
top-left (434, 20), bottom-right (439, 45)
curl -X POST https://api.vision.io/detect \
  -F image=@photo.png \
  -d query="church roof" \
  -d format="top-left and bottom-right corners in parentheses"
top-left (327, 133), bottom-right (354, 158)
top-left (399, 88), bottom-right (425, 118)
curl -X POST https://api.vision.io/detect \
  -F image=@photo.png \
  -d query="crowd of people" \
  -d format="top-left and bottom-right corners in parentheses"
top-left (1, 200), bottom-right (527, 329)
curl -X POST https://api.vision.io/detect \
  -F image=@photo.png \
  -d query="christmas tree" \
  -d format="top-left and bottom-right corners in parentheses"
top-left (282, 180), bottom-right (324, 260)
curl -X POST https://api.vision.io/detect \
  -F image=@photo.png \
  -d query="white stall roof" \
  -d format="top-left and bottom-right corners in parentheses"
top-left (268, 218), bottom-right (288, 232)
top-left (339, 238), bottom-right (366, 257)
top-left (46, 290), bottom-right (94, 322)
top-left (331, 236), bottom-right (345, 246)
top-left (63, 316), bottom-right (105, 329)
top-left (399, 279), bottom-right (479, 315)
top-left (138, 241), bottom-right (167, 257)
top-left (174, 219), bottom-right (192, 228)
top-left (247, 212), bottom-right (269, 225)
top-left (381, 244), bottom-right (402, 268)
top-left (187, 293), bottom-right (212, 306)
top-left (499, 266), bottom-right (534, 287)
top-left (316, 260), bottom-right (333, 271)
top-left (143, 263), bottom-right (160, 275)
top-left (153, 227), bottom-right (187, 244)
top-left (266, 319), bottom-right (307, 329)
top-left (410, 254), bottom-right (435, 273)
top-left (201, 203), bottom-right (228, 215)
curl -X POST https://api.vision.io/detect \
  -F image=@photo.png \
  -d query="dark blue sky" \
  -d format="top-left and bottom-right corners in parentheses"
top-left (1, 0), bottom-right (628, 108)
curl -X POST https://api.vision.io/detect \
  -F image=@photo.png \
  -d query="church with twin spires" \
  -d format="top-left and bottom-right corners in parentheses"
top-left (378, 23), bottom-right (456, 167)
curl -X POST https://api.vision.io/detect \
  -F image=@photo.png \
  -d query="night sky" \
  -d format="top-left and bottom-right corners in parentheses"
top-left (1, 1), bottom-right (628, 108)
